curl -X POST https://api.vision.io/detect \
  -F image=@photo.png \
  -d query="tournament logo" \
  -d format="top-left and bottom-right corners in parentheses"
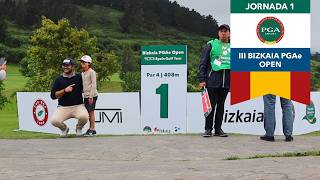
top-left (257, 16), bottom-right (284, 45)
top-left (32, 99), bottom-right (49, 126)
top-left (303, 101), bottom-right (316, 124)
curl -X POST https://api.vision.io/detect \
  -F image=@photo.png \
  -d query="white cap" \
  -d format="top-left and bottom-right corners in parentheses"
top-left (80, 55), bottom-right (92, 63)
top-left (0, 70), bottom-right (6, 81)
top-left (0, 57), bottom-right (6, 65)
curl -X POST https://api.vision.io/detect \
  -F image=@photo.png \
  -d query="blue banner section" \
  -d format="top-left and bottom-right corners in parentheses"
top-left (231, 48), bottom-right (310, 71)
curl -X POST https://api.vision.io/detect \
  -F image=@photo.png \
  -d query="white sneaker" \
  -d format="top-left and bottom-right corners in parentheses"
top-left (60, 127), bottom-right (69, 137)
top-left (76, 128), bottom-right (83, 137)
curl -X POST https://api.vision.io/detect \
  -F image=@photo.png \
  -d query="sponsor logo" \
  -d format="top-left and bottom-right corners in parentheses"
top-left (257, 16), bottom-right (284, 45)
top-left (303, 101), bottom-right (317, 124)
top-left (224, 110), bottom-right (264, 123)
top-left (143, 126), bottom-right (180, 134)
top-left (32, 99), bottom-right (49, 126)
top-left (143, 126), bottom-right (152, 133)
top-left (95, 109), bottom-right (123, 124)
top-left (154, 127), bottom-right (171, 134)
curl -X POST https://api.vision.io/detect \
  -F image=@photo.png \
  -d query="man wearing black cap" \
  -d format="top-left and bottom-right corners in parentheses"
top-left (198, 24), bottom-right (231, 137)
top-left (50, 58), bottom-right (88, 137)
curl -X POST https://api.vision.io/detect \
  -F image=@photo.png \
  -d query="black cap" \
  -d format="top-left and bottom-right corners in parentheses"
top-left (62, 58), bottom-right (74, 65)
top-left (218, 24), bottom-right (230, 31)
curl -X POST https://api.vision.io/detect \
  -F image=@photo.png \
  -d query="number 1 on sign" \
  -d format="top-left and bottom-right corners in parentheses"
top-left (156, 84), bottom-right (168, 118)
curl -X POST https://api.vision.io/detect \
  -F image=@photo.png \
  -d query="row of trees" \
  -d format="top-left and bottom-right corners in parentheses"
top-left (0, 0), bottom-right (84, 27)
top-left (0, 0), bottom-right (219, 36)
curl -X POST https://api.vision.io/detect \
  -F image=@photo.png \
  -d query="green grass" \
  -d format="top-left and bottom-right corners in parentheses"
top-left (3, 64), bottom-right (28, 97)
top-left (225, 150), bottom-right (320, 160)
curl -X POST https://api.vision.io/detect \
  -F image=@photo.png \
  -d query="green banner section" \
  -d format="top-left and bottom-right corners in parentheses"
top-left (141, 45), bottom-right (187, 65)
top-left (231, 0), bottom-right (310, 13)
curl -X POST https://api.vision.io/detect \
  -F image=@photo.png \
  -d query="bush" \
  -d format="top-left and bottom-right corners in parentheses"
top-left (0, 81), bottom-right (7, 110)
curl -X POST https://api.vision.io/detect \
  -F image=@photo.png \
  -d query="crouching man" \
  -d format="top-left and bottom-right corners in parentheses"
top-left (50, 58), bottom-right (88, 137)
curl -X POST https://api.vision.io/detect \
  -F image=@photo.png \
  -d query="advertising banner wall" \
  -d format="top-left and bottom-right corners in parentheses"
top-left (17, 92), bottom-right (141, 135)
top-left (17, 92), bottom-right (320, 135)
top-left (187, 92), bottom-right (320, 135)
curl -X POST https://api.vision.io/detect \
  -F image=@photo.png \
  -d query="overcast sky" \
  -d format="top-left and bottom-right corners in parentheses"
top-left (170, 0), bottom-right (320, 53)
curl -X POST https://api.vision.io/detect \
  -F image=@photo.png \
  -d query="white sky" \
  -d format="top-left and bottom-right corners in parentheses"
top-left (170, 0), bottom-right (320, 53)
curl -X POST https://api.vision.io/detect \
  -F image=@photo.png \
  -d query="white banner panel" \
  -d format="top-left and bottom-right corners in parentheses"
top-left (187, 92), bottom-right (320, 135)
top-left (18, 92), bottom-right (319, 135)
top-left (17, 92), bottom-right (141, 135)
top-left (141, 45), bottom-right (187, 134)
top-left (231, 14), bottom-right (310, 48)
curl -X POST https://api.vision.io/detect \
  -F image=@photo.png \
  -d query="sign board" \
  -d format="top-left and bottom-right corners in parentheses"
top-left (141, 45), bottom-right (187, 134)
top-left (230, 0), bottom-right (311, 104)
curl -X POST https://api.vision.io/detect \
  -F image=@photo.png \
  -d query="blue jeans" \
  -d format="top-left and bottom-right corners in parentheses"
top-left (263, 94), bottom-right (294, 136)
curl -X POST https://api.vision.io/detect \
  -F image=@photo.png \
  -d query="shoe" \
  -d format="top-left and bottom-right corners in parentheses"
top-left (60, 127), bottom-right (69, 137)
top-left (202, 130), bottom-right (212, 137)
top-left (260, 135), bottom-right (275, 142)
top-left (84, 129), bottom-right (97, 136)
top-left (76, 128), bottom-right (83, 137)
top-left (285, 135), bottom-right (293, 142)
top-left (214, 129), bottom-right (228, 137)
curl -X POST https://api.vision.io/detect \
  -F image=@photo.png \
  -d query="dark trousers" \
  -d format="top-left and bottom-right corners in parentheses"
top-left (205, 87), bottom-right (229, 132)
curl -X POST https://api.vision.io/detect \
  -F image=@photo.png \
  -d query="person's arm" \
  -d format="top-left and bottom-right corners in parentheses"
top-left (55, 84), bottom-right (75, 99)
top-left (198, 44), bottom-right (211, 88)
top-left (50, 77), bottom-right (75, 100)
top-left (89, 70), bottom-right (97, 105)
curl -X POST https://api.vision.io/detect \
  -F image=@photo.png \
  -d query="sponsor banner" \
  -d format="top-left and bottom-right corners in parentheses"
top-left (141, 45), bottom-right (187, 134)
top-left (18, 92), bottom-right (319, 135)
top-left (17, 92), bottom-right (141, 135)
top-left (230, 0), bottom-right (310, 105)
top-left (187, 92), bottom-right (320, 135)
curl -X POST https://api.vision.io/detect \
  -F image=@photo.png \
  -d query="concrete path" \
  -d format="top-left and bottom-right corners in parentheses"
top-left (0, 135), bottom-right (320, 180)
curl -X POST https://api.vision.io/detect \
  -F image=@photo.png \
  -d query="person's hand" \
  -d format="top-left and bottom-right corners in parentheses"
top-left (88, 98), bottom-right (93, 105)
top-left (199, 82), bottom-right (206, 88)
top-left (64, 84), bottom-right (75, 93)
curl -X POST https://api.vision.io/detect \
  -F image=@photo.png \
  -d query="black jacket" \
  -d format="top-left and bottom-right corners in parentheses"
top-left (198, 44), bottom-right (230, 89)
top-left (50, 73), bottom-right (84, 106)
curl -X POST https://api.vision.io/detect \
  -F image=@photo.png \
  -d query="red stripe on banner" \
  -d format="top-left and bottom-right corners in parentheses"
top-left (291, 72), bottom-right (310, 105)
top-left (230, 72), bottom-right (250, 105)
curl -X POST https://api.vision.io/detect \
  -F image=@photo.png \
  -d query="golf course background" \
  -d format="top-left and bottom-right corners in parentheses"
top-left (0, 1), bottom-right (319, 138)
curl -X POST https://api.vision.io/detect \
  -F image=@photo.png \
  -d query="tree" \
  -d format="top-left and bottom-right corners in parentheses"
top-left (0, 15), bottom-right (6, 42)
top-left (22, 17), bottom-right (119, 91)
top-left (119, 44), bottom-right (140, 92)
top-left (92, 50), bottom-right (120, 86)
top-left (119, 0), bottom-right (144, 33)
top-left (0, 81), bottom-right (7, 110)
